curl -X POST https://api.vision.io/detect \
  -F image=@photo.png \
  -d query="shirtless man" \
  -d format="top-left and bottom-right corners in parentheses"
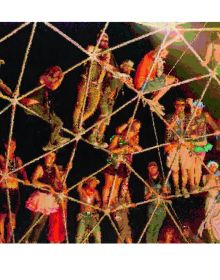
top-left (75, 177), bottom-right (102, 243)
top-left (0, 139), bottom-right (29, 243)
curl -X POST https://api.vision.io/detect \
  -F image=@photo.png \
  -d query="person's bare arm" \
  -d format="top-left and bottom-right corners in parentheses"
top-left (108, 135), bottom-right (120, 151)
top-left (0, 80), bottom-right (13, 96)
top-left (145, 187), bottom-right (153, 200)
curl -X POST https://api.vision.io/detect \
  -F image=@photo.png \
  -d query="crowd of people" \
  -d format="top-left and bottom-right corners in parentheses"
top-left (0, 29), bottom-right (220, 243)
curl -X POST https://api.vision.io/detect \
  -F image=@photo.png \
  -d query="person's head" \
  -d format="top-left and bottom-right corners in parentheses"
top-left (85, 177), bottom-right (100, 189)
top-left (182, 222), bottom-right (193, 238)
top-left (160, 48), bottom-right (169, 59)
top-left (40, 66), bottom-right (63, 91)
top-left (120, 60), bottom-right (135, 75)
top-left (174, 98), bottom-right (186, 114)
top-left (213, 31), bottom-right (220, 41)
top-left (127, 118), bottom-right (141, 132)
top-left (164, 227), bottom-right (175, 241)
top-left (207, 161), bottom-right (219, 174)
top-left (44, 152), bottom-right (56, 167)
top-left (97, 31), bottom-right (109, 50)
top-left (147, 161), bottom-right (159, 177)
top-left (4, 139), bottom-right (16, 155)
top-left (192, 100), bottom-right (205, 116)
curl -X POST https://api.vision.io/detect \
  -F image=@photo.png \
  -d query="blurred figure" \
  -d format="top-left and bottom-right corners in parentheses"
top-left (159, 226), bottom-right (180, 243)
top-left (181, 222), bottom-right (203, 243)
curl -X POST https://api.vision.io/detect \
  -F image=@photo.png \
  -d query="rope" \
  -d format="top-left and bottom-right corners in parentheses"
top-left (0, 22), bottom-right (30, 43)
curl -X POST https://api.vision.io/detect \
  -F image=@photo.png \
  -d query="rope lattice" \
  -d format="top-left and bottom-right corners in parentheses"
top-left (0, 21), bottom-right (220, 243)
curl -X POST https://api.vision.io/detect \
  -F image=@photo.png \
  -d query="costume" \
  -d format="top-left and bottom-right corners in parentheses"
top-left (104, 135), bottom-right (132, 178)
top-left (24, 165), bottom-right (64, 243)
top-left (165, 113), bottom-right (191, 172)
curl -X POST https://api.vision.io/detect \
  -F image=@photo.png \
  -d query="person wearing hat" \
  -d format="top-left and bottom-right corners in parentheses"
top-left (144, 161), bottom-right (171, 243)
top-left (88, 59), bottom-right (135, 147)
top-left (19, 66), bottom-right (70, 151)
top-left (75, 176), bottom-right (102, 243)
top-left (72, 31), bottom-right (115, 134)
top-left (198, 160), bottom-right (220, 243)
top-left (185, 98), bottom-right (220, 191)
top-left (164, 98), bottom-right (192, 197)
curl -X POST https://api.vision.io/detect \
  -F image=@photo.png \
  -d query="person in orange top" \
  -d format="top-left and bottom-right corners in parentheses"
top-left (134, 35), bottom-right (181, 102)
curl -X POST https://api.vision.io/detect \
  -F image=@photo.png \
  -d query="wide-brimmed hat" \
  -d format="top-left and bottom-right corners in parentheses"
top-left (120, 59), bottom-right (135, 71)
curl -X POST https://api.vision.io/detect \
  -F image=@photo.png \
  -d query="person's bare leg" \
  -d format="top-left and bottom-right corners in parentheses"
top-left (0, 214), bottom-right (6, 243)
top-left (109, 177), bottom-right (123, 206)
top-left (172, 171), bottom-right (180, 195)
top-left (153, 75), bottom-right (177, 102)
top-left (102, 174), bottom-right (115, 207)
top-left (6, 213), bottom-right (16, 243)
top-left (181, 168), bottom-right (190, 198)
top-left (195, 154), bottom-right (205, 187)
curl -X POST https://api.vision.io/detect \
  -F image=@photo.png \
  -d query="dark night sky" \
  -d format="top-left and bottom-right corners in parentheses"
top-left (0, 22), bottom-right (218, 242)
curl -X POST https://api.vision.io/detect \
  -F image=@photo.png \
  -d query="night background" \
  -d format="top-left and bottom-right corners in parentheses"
top-left (0, 22), bottom-right (220, 243)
